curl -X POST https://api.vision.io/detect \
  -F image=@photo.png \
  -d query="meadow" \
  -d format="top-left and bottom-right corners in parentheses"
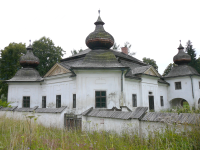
top-left (0, 115), bottom-right (200, 150)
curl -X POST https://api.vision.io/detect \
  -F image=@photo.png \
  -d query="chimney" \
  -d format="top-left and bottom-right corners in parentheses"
top-left (121, 47), bottom-right (128, 55)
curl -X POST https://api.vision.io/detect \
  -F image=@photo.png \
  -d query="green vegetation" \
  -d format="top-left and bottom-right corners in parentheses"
top-left (160, 105), bottom-right (200, 114)
top-left (0, 116), bottom-right (199, 149)
top-left (142, 57), bottom-right (158, 71)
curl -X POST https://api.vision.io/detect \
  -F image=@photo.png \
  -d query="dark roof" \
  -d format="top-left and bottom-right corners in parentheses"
top-left (15, 106), bottom-right (39, 112)
top-left (141, 112), bottom-right (200, 125)
top-left (35, 106), bottom-right (67, 113)
top-left (7, 68), bottom-right (43, 82)
top-left (164, 65), bottom-right (200, 78)
top-left (82, 107), bottom-right (148, 120)
top-left (0, 106), bottom-right (18, 111)
top-left (158, 79), bottom-right (169, 85)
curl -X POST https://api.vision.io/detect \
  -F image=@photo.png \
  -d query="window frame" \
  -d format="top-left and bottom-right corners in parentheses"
top-left (175, 82), bottom-right (182, 90)
top-left (160, 96), bottom-right (164, 106)
top-left (95, 91), bottom-right (106, 108)
top-left (73, 94), bottom-right (76, 108)
top-left (23, 96), bottom-right (30, 108)
top-left (132, 94), bottom-right (137, 107)
top-left (42, 96), bottom-right (46, 108)
top-left (56, 95), bottom-right (61, 108)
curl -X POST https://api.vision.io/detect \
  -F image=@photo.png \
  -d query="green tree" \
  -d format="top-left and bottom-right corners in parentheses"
top-left (32, 37), bottom-right (66, 76)
top-left (112, 42), bottom-right (120, 51)
top-left (185, 40), bottom-right (197, 70)
top-left (196, 57), bottom-right (200, 74)
top-left (0, 43), bottom-right (26, 97)
top-left (162, 63), bottom-right (177, 76)
top-left (142, 57), bottom-right (158, 71)
top-left (71, 49), bottom-right (83, 55)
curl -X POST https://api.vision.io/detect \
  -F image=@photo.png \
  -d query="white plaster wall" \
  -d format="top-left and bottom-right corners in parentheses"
top-left (166, 76), bottom-right (196, 107)
top-left (75, 70), bottom-right (122, 114)
top-left (82, 116), bottom-right (139, 134)
top-left (7, 73), bottom-right (76, 110)
top-left (139, 75), bottom-right (165, 111)
top-left (192, 76), bottom-right (200, 108)
top-left (0, 110), bottom-right (65, 129)
top-left (124, 78), bottom-right (140, 111)
top-left (157, 84), bottom-right (170, 111)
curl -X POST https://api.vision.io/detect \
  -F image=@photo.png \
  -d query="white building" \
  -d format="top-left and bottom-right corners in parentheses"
top-left (6, 14), bottom-right (200, 117)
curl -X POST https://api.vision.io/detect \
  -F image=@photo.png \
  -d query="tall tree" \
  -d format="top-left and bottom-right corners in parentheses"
top-left (124, 42), bottom-right (135, 55)
top-left (0, 43), bottom-right (26, 97)
top-left (185, 40), bottom-right (197, 70)
top-left (71, 49), bottom-right (83, 55)
top-left (142, 57), bottom-right (158, 71)
top-left (162, 63), bottom-right (177, 76)
top-left (32, 37), bottom-right (66, 76)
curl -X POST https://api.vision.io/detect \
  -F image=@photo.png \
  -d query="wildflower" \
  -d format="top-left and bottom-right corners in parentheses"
top-left (76, 143), bottom-right (79, 147)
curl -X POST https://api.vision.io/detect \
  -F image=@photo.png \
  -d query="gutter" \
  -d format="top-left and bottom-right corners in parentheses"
top-left (189, 75), bottom-right (194, 99)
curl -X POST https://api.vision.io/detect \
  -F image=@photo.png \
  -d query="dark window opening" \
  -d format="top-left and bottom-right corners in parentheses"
top-left (56, 95), bottom-right (61, 108)
top-left (73, 94), bottom-right (76, 108)
top-left (42, 96), bottom-right (46, 108)
top-left (95, 91), bottom-right (106, 108)
top-left (132, 94), bottom-right (137, 107)
top-left (199, 82), bottom-right (200, 89)
top-left (23, 96), bottom-right (30, 108)
top-left (175, 82), bottom-right (181, 90)
top-left (149, 92), bottom-right (153, 95)
top-left (160, 96), bottom-right (164, 106)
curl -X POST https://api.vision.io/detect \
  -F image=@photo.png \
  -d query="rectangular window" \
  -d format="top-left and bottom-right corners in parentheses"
top-left (199, 82), bottom-right (200, 89)
top-left (160, 96), bottom-right (164, 106)
top-left (95, 91), bottom-right (106, 108)
top-left (73, 94), bottom-right (76, 108)
top-left (23, 96), bottom-right (30, 108)
top-left (42, 96), bottom-right (46, 108)
top-left (175, 82), bottom-right (181, 90)
top-left (56, 95), bottom-right (61, 108)
top-left (132, 94), bottom-right (137, 107)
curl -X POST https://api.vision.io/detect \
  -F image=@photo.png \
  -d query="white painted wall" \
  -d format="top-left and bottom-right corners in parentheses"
top-left (0, 110), bottom-right (66, 129)
top-left (165, 76), bottom-right (200, 108)
top-left (82, 116), bottom-right (139, 134)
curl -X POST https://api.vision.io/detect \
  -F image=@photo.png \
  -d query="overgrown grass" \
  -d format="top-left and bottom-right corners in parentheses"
top-left (0, 116), bottom-right (200, 149)
top-left (160, 105), bottom-right (200, 114)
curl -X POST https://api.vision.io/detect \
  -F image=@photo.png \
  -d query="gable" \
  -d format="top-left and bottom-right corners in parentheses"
top-left (144, 67), bottom-right (160, 77)
top-left (44, 63), bottom-right (71, 77)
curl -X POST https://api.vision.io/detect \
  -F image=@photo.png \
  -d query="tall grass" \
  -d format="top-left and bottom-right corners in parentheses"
top-left (0, 116), bottom-right (200, 150)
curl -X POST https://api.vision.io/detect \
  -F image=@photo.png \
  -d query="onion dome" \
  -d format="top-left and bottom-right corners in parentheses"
top-left (173, 43), bottom-right (191, 65)
top-left (20, 44), bottom-right (40, 68)
top-left (85, 14), bottom-right (114, 50)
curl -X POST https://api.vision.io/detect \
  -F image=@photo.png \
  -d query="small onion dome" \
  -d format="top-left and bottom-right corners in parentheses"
top-left (20, 44), bottom-right (40, 68)
top-left (173, 43), bottom-right (191, 65)
top-left (85, 16), bottom-right (114, 50)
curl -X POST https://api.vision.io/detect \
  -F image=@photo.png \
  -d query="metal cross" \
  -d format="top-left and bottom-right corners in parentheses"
top-left (29, 40), bottom-right (31, 45)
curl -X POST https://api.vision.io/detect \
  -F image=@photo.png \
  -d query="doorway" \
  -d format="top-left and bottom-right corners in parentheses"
top-left (149, 96), bottom-right (154, 111)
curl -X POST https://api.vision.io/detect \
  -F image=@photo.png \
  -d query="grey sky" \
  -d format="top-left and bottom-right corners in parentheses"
top-left (1, 0), bottom-right (200, 74)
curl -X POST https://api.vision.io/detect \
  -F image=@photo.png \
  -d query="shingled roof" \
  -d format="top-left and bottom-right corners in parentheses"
top-left (164, 65), bottom-right (200, 78)
top-left (82, 107), bottom-right (148, 120)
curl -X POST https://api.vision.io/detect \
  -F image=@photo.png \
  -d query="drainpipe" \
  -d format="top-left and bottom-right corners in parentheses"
top-left (189, 75), bottom-right (194, 99)
top-left (121, 70), bottom-right (124, 92)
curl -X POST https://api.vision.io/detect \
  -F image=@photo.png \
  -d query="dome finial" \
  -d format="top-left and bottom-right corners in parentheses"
top-left (29, 39), bottom-right (31, 45)
top-left (98, 9), bottom-right (100, 16)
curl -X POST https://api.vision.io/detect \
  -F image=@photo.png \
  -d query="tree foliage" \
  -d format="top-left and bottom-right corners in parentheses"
top-left (112, 42), bottom-right (120, 51)
top-left (71, 49), bottom-right (83, 55)
top-left (0, 43), bottom-right (26, 97)
top-left (32, 37), bottom-right (66, 76)
top-left (185, 40), bottom-right (198, 72)
top-left (142, 57), bottom-right (158, 71)
top-left (162, 63), bottom-right (177, 76)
